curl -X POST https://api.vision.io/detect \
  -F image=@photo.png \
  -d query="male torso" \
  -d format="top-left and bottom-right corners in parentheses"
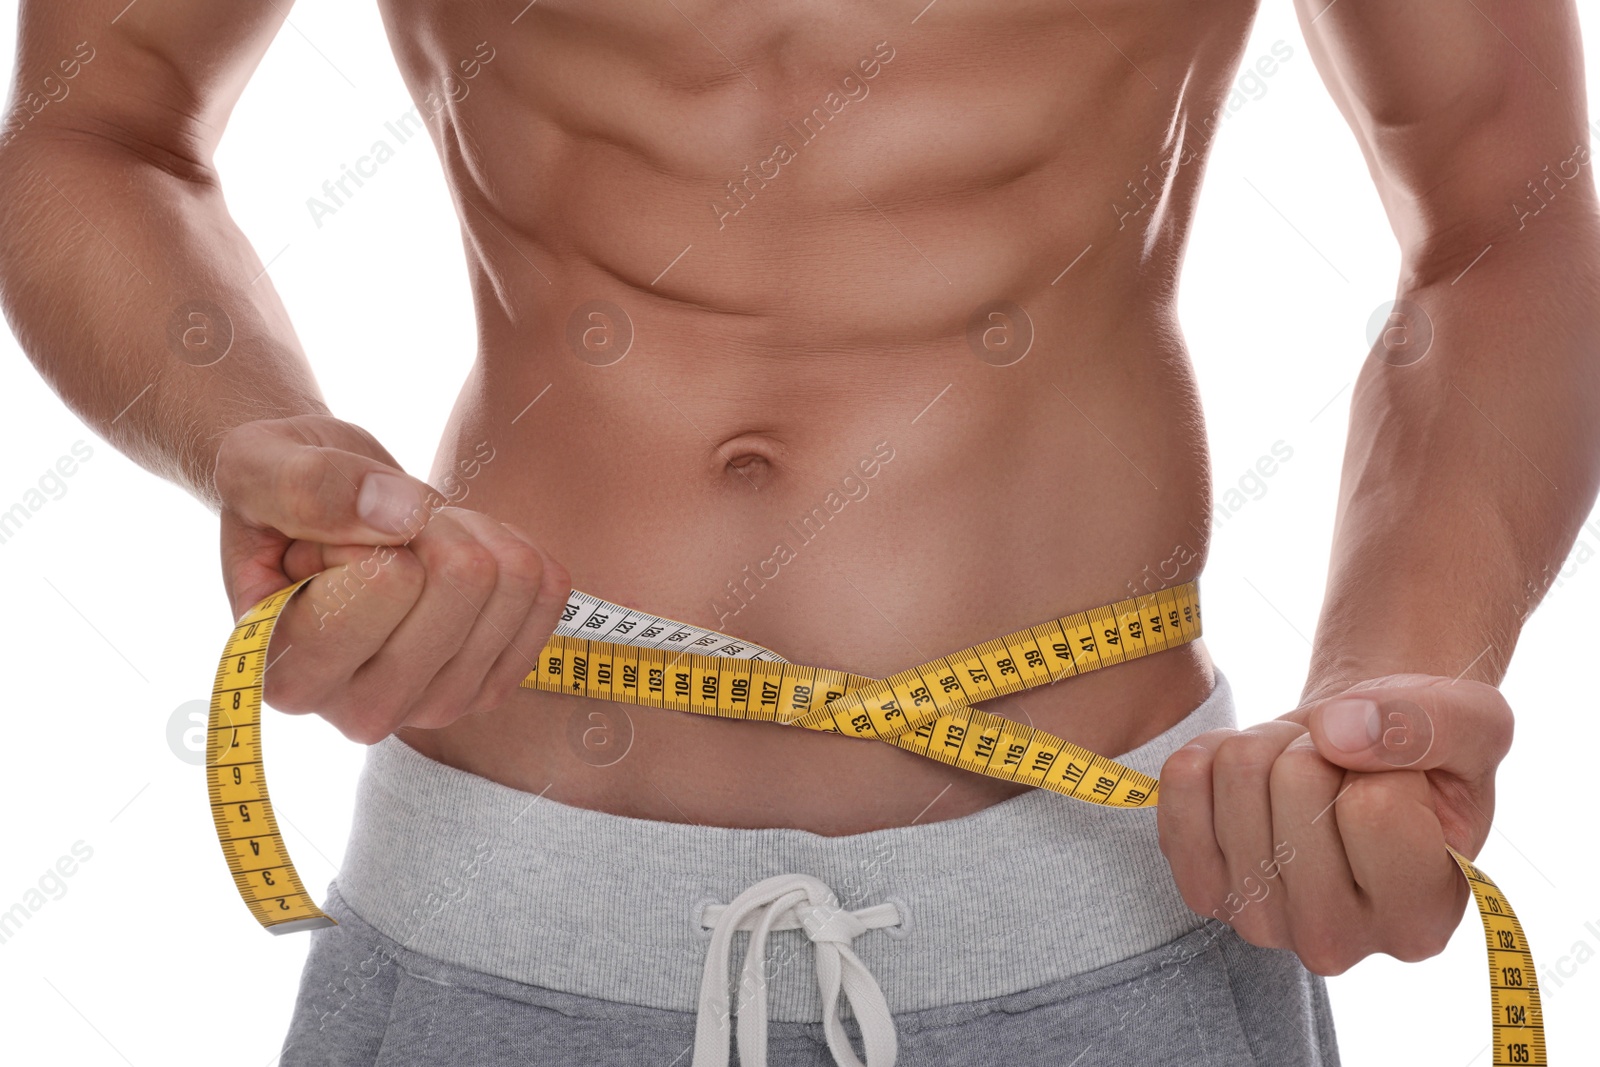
top-left (383, 0), bottom-right (1261, 832)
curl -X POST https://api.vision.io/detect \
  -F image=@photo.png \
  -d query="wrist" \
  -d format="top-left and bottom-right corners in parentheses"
top-left (1300, 641), bottom-right (1508, 706)
top-left (1300, 578), bottom-right (1523, 704)
top-left (286, 413), bottom-right (399, 465)
top-left (206, 412), bottom-right (397, 510)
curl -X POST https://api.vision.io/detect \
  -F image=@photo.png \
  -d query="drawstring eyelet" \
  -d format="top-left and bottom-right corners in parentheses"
top-left (882, 896), bottom-right (912, 940)
top-left (690, 894), bottom-right (720, 941)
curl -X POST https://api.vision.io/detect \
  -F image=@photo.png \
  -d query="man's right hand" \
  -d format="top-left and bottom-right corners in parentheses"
top-left (213, 415), bottom-right (571, 744)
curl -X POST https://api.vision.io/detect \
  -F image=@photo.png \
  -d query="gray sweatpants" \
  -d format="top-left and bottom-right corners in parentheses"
top-left (280, 669), bottom-right (1340, 1066)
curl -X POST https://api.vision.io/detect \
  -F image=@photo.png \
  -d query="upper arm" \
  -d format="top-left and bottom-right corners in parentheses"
top-left (1293, 0), bottom-right (1595, 269)
top-left (3, 0), bottom-right (294, 179)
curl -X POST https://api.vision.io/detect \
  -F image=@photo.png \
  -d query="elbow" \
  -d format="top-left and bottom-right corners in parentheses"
top-left (0, 113), bottom-right (223, 191)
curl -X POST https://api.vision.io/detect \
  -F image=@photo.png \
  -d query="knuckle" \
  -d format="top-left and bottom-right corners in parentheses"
top-left (343, 685), bottom-right (412, 738)
top-left (261, 674), bottom-right (304, 712)
top-left (376, 545), bottom-right (425, 589)
top-left (1298, 950), bottom-right (1353, 978)
top-left (355, 545), bottom-right (422, 596)
top-left (1333, 777), bottom-right (1402, 829)
top-left (1161, 744), bottom-right (1214, 789)
top-left (435, 543), bottom-right (498, 592)
top-left (308, 568), bottom-right (367, 615)
top-left (1214, 732), bottom-right (1280, 776)
top-left (1293, 929), bottom-right (1361, 976)
top-left (332, 716), bottom-right (380, 745)
top-left (1386, 911), bottom-right (1456, 962)
top-left (1421, 920), bottom-right (1454, 959)
top-left (1229, 914), bottom-right (1287, 953)
top-left (1270, 742), bottom-right (1336, 790)
top-left (1388, 928), bottom-right (1450, 964)
top-left (262, 662), bottom-right (321, 713)
top-left (275, 681), bottom-right (316, 713)
top-left (338, 704), bottom-right (402, 745)
top-left (495, 538), bottom-right (544, 598)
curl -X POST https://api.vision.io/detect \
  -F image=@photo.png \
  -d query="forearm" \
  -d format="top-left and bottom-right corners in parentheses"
top-left (0, 130), bottom-right (331, 511)
top-left (1304, 217), bottom-right (1600, 702)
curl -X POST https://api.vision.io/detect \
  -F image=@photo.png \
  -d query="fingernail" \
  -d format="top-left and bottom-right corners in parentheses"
top-left (539, 549), bottom-right (570, 599)
top-left (1321, 698), bottom-right (1380, 752)
top-left (501, 522), bottom-right (535, 547)
top-left (357, 472), bottom-right (424, 535)
top-left (499, 523), bottom-right (567, 597)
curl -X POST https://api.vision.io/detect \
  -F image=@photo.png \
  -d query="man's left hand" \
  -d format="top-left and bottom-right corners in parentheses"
top-left (1155, 674), bottom-right (1514, 975)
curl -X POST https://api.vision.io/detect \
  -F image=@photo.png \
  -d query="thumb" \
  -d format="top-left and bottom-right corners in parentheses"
top-left (216, 423), bottom-right (438, 545)
top-left (1304, 675), bottom-right (1514, 778)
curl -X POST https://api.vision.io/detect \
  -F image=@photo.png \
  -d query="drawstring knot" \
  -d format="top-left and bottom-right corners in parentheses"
top-left (691, 874), bottom-right (901, 1067)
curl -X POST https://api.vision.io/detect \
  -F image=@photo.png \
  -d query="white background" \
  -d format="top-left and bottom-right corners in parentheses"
top-left (1, 2), bottom-right (1597, 1064)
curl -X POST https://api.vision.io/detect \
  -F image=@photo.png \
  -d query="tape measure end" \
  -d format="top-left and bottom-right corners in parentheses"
top-left (265, 915), bottom-right (338, 936)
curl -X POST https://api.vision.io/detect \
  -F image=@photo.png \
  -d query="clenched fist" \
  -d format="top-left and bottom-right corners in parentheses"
top-left (214, 415), bottom-right (570, 743)
top-left (1157, 674), bottom-right (1514, 976)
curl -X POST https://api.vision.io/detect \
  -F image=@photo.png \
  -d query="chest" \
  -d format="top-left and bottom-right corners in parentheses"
top-left (374, 0), bottom-right (1257, 110)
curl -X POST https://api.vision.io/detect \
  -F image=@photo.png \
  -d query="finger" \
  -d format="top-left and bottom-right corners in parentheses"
top-left (1330, 768), bottom-right (1469, 964)
top-left (1156, 728), bottom-right (1232, 923)
top-left (215, 421), bottom-right (440, 545)
top-left (401, 512), bottom-right (548, 728)
top-left (1209, 721), bottom-right (1305, 948)
top-left (260, 543), bottom-right (426, 719)
top-left (340, 510), bottom-right (498, 740)
top-left (1268, 734), bottom-right (1368, 976)
top-left (469, 525), bottom-right (572, 714)
top-left (1306, 678), bottom-right (1513, 781)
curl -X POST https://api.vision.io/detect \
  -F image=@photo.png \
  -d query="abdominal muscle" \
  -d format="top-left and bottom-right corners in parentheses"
top-left (379, 0), bottom-right (1254, 833)
top-left (397, 296), bottom-right (1219, 834)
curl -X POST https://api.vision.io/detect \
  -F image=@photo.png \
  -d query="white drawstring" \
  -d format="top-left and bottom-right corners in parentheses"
top-left (691, 874), bottom-right (901, 1067)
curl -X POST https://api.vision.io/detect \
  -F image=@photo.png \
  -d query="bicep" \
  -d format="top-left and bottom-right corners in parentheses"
top-left (6, 0), bottom-right (295, 176)
top-left (1293, 0), bottom-right (1592, 256)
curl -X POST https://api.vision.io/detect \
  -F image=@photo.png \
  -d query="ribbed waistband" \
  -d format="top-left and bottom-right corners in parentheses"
top-left (334, 669), bottom-right (1235, 1022)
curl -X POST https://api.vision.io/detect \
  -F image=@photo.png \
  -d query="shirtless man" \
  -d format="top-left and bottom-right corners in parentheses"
top-left (2, 0), bottom-right (1596, 1064)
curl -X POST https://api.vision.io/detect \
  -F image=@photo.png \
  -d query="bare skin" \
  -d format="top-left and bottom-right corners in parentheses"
top-left (381, 0), bottom-right (1240, 829)
top-left (2, 0), bottom-right (1597, 977)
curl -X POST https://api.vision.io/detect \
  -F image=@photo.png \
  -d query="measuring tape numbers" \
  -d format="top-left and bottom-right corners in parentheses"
top-left (208, 576), bottom-right (337, 934)
top-left (208, 576), bottom-right (1544, 1062)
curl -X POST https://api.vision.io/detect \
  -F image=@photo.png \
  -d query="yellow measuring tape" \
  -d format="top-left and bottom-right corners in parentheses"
top-left (208, 577), bottom-right (1544, 1062)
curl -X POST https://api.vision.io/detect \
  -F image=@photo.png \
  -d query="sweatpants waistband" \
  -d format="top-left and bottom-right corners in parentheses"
top-left (334, 669), bottom-right (1236, 1022)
